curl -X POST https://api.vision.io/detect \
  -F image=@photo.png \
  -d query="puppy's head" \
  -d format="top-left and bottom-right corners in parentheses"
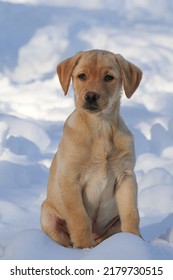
top-left (57, 50), bottom-right (142, 113)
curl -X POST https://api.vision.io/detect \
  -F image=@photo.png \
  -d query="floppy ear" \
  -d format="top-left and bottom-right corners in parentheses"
top-left (57, 52), bottom-right (82, 95)
top-left (115, 54), bottom-right (142, 98)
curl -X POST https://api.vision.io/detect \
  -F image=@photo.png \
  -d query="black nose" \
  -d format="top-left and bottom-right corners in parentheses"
top-left (84, 92), bottom-right (100, 103)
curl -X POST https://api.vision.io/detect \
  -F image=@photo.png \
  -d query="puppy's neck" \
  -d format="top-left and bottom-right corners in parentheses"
top-left (65, 100), bottom-right (122, 146)
top-left (101, 98), bottom-right (120, 123)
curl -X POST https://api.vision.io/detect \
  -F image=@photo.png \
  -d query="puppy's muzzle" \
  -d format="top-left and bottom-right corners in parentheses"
top-left (84, 92), bottom-right (100, 112)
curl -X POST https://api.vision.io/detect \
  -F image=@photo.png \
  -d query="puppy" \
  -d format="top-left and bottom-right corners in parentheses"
top-left (41, 49), bottom-right (142, 248)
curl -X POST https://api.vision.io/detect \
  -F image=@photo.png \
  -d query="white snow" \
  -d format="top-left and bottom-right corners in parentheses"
top-left (0, 0), bottom-right (173, 260)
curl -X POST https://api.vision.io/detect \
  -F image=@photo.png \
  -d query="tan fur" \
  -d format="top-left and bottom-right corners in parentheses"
top-left (40, 49), bottom-right (142, 248)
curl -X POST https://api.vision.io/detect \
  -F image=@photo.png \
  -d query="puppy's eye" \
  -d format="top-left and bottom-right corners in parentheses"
top-left (104, 75), bottom-right (114, 82)
top-left (78, 73), bottom-right (86, 81)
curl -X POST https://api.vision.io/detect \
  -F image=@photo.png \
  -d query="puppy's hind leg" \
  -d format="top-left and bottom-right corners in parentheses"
top-left (41, 201), bottom-right (72, 247)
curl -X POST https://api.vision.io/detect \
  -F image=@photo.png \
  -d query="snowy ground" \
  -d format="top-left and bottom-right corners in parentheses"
top-left (0, 0), bottom-right (173, 259)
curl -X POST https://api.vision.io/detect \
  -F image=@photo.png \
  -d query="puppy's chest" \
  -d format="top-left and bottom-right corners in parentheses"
top-left (82, 128), bottom-right (117, 181)
top-left (91, 137), bottom-right (113, 161)
top-left (81, 135), bottom-right (116, 212)
top-left (82, 154), bottom-right (116, 222)
top-left (89, 123), bottom-right (116, 161)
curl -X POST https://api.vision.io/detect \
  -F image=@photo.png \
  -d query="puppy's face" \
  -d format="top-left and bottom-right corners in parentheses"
top-left (72, 51), bottom-right (122, 113)
top-left (57, 50), bottom-right (142, 112)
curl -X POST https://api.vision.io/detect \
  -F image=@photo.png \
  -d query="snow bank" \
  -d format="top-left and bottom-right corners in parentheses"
top-left (2, 230), bottom-right (173, 260)
top-left (0, 0), bottom-right (173, 260)
top-left (2, 229), bottom-right (84, 260)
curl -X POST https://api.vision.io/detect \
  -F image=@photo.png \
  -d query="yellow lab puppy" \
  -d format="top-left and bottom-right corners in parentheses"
top-left (41, 50), bottom-right (142, 248)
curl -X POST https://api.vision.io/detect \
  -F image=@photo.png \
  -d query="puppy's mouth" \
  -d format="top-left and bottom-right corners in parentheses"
top-left (83, 104), bottom-right (100, 112)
